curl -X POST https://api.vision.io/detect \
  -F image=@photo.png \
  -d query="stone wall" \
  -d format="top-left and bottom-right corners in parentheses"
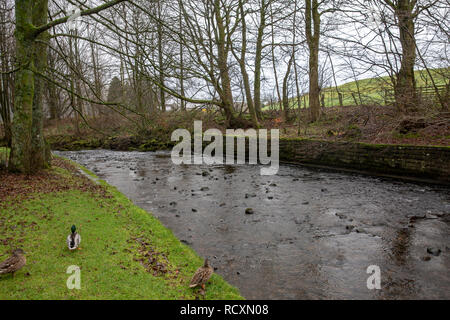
top-left (218, 136), bottom-right (449, 184)
top-left (277, 139), bottom-right (449, 184)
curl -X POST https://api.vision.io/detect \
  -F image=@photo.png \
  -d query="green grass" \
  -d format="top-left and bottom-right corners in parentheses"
top-left (0, 159), bottom-right (242, 300)
top-left (265, 68), bottom-right (449, 110)
top-left (0, 147), bottom-right (9, 165)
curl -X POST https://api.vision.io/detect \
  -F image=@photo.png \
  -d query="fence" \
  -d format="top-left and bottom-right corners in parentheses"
top-left (383, 85), bottom-right (448, 106)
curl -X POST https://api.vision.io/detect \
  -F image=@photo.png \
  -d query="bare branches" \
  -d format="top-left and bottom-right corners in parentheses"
top-left (34, 0), bottom-right (128, 36)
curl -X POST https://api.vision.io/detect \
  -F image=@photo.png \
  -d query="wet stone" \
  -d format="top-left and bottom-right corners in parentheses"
top-left (427, 248), bottom-right (442, 256)
top-left (245, 208), bottom-right (254, 215)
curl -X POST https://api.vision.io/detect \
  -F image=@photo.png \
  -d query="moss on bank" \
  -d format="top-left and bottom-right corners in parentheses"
top-left (0, 154), bottom-right (242, 300)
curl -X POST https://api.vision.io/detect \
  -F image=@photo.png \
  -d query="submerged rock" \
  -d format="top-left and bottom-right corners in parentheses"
top-left (427, 248), bottom-right (441, 256)
top-left (245, 208), bottom-right (254, 215)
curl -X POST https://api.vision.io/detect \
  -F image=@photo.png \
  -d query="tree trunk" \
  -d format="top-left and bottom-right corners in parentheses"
top-left (10, 0), bottom-right (35, 173)
top-left (214, 0), bottom-right (235, 127)
top-left (253, 0), bottom-right (266, 121)
top-left (31, 0), bottom-right (50, 171)
top-left (237, 0), bottom-right (258, 128)
top-left (179, 12), bottom-right (185, 111)
top-left (270, 4), bottom-right (282, 117)
top-left (11, 0), bottom-right (50, 173)
top-left (305, 0), bottom-right (321, 122)
top-left (282, 52), bottom-right (294, 122)
top-left (0, 7), bottom-right (13, 148)
top-left (157, 0), bottom-right (166, 112)
top-left (395, 1), bottom-right (417, 112)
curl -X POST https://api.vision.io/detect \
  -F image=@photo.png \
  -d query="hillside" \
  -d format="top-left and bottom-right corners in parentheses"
top-left (265, 68), bottom-right (449, 110)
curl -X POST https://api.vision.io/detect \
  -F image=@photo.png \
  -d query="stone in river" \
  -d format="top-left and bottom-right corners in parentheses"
top-left (427, 247), bottom-right (441, 256)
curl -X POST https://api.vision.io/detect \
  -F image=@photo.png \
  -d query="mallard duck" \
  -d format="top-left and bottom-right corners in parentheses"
top-left (189, 258), bottom-right (214, 290)
top-left (67, 225), bottom-right (81, 250)
top-left (0, 249), bottom-right (26, 277)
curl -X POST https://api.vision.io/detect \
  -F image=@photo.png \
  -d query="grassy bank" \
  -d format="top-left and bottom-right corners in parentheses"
top-left (0, 152), bottom-right (242, 299)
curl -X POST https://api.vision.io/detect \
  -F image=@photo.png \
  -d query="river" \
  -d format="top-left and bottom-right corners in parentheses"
top-left (56, 150), bottom-right (450, 299)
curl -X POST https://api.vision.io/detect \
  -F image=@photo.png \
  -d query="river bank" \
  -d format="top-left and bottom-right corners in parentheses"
top-left (46, 133), bottom-right (450, 185)
top-left (0, 149), bottom-right (242, 299)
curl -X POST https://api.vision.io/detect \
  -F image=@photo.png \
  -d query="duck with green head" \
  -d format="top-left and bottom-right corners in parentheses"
top-left (67, 225), bottom-right (81, 251)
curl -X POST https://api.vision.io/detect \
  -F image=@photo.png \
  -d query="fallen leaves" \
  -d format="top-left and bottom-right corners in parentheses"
top-left (132, 236), bottom-right (171, 277)
top-left (0, 156), bottom-right (110, 205)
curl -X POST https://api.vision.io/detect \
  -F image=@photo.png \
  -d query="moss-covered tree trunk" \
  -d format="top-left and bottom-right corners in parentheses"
top-left (10, 0), bottom-right (49, 174)
top-left (10, 0), bottom-right (35, 173)
top-left (31, 0), bottom-right (50, 171)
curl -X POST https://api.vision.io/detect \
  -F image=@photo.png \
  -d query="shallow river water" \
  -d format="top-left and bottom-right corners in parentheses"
top-left (57, 150), bottom-right (450, 299)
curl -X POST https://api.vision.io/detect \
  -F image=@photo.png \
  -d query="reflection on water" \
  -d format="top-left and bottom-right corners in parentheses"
top-left (56, 150), bottom-right (450, 299)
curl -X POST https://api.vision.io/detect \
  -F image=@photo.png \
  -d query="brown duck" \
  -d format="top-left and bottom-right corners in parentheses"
top-left (189, 258), bottom-right (214, 290)
top-left (0, 249), bottom-right (26, 277)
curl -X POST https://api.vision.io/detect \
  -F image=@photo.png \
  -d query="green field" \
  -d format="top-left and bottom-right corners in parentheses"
top-left (265, 68), bottom-right (449, 110)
